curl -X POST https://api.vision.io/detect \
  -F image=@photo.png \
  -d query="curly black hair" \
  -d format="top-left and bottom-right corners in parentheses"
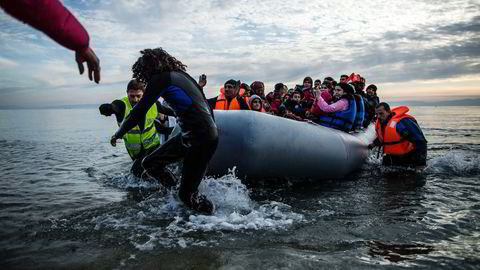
top-left (132, 48), bottom-right (187, 83)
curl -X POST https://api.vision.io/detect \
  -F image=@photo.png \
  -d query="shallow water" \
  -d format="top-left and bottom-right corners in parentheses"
top-left (0, 106), bottom-right (479, 269)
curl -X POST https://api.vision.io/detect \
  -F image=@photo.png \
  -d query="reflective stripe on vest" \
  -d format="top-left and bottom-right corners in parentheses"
top-left (120, 97), bottom-right (160, 159)
top-left (375, 106), bottom-right (415, 155)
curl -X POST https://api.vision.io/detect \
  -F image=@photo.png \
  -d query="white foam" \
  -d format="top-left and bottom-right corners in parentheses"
top-left (426, 150), bottom-right (480, 176)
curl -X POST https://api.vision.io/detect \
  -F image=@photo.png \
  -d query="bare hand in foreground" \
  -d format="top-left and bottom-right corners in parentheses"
top-left (76, 47), bottom-right (101, 83)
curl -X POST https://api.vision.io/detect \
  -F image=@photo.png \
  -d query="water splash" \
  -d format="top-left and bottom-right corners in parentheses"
top-left (426, 151), bottom-right (480, 176)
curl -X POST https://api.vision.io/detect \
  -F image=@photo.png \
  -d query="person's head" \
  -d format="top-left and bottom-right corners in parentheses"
top-left (251, 81), bottom-right (265, 97)
top-left (274, 83), bottom-right (285, 95)
top-left (366, 84), bottom-right (377, 96)
top-left (334, 82), bottom-right (353, 99)
top-left (280, 84), bottom-right (288, 97)
top-left (132, 48), bottom-right (186, 84)
top-left (314, 79), bottom-right (322, 89)
top-left (126, 79), bottom-right (145, 105)
top-left (339, 74), bottom-right (349, 83)
top-left (249, 95), bottom-right (263, 111)
top-left (292, 90), bottom-right (302, 102)
top-left (375, 102), bottom-right (391, 122)
top-left (283, 93), bottom-right (292, 102)
top-left (224, 79), bottom-right (238, 99)
top-left (323, 77), bottom-right (334, 90)
top-left (303, 77), bottom-right (313, 90)
top-left (241, 83), bottom-right (251, 97)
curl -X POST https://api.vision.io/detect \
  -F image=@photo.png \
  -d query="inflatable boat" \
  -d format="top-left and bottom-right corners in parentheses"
top-left (206, 110), bottom-right (377, 183)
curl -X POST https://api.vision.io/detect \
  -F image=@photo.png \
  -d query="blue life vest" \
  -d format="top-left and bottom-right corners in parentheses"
top-left (316, 96), bottom-right (357, 132)
top-left (353, 94), bottom-right (365, 130)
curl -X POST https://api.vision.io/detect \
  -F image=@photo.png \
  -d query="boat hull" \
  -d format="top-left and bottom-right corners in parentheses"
top-left (206, 110), bottom-right (377, 182)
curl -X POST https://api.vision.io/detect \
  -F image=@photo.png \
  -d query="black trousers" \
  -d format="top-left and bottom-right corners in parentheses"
top-left (383, 149), bottom-right (427, 168)
top-left (130, 146), bottom-right (158, 178)
top-left (141, 133), bottom-right (218, 198)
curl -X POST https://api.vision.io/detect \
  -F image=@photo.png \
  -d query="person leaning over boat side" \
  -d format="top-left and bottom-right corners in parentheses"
top-left (369, 102), bottom-right (427, 171)
top-left (99, 79), bottom-right (174, 178)
top-left (0, 0), bottom-right (100, 83)
top-left (208, 79), bottom-right (250, 110)
top-left (307, 82), bottom-right (357, 132)
top-left (110, 48), bottom-right (218, 214)
top-left (364, 84), bottom-right (380, 126)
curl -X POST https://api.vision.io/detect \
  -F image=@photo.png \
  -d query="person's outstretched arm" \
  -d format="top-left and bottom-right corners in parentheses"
top-left (0, 0), bottom-right (101, 83)
top-left (111, 73), bottom-right (170, 146)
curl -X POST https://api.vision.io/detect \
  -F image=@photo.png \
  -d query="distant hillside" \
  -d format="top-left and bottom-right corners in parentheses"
top-left (389, 98), bottom-right (480, 107)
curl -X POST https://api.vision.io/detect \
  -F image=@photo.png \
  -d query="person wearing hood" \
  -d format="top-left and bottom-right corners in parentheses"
top-left (99, 79), bottom-right (175, 178)
top-left (248, 95), bottom-right (267, 113)
top-left (301, 77), bottom-right (315, 109)
top-left (208, 79), bottom-right (250, 110)
top-left (251, 81), bottom-right (272, 112)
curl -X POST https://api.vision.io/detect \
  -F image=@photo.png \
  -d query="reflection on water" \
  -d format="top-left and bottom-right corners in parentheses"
top-left (366, 241), bottom-right (435, 263)
top-left (0, 107), bottom-right (479, 269)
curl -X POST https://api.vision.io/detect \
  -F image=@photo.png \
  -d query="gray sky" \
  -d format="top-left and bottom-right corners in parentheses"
top-left (0, 0), bottom-right (479, 108)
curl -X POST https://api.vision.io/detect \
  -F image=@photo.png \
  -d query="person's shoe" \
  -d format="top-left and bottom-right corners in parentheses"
top-left (181, 191), bottom-right (214, 215)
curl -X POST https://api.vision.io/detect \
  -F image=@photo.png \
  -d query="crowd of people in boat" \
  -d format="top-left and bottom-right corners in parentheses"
top-left (202, 73), bottom-right (380, 133)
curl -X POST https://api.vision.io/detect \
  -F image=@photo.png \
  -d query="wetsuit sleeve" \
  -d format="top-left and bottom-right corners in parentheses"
top-left (207, 97), bottom-right (217, 109)
top-left (397, 118), bottom-right (428, 164)
top-left (155, 101), bottom-right (175, 116)
top-left (0, 0), bottom-right (89, 52)
top-left (114, 73), bottom-right (170, 139)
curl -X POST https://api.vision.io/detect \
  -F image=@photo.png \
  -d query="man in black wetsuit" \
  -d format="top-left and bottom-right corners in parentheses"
top-left (110, 48), bottom-right (218, 214)
top-left (99, 79), bottom-right (175, 178)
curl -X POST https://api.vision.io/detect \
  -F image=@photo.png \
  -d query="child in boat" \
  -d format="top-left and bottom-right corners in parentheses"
top-left (280, 90), bottom-right (306, 120)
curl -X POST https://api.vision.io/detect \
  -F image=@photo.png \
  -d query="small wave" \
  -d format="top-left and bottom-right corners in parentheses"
top-left (40, 170), bottom-right (305, 251)
top-left (426, 151), bottom-right (480, 176)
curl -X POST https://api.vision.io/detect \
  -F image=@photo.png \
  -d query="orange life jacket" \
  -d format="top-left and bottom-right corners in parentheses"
top-left (214, 87), bottom-right (249, 110)
top-left (375, 106), bottom-right (415, 155)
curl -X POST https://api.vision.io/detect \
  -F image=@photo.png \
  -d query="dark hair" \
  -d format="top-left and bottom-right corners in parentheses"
top-left (127, 79), bottom-right (145, 92)
top-left (366, 84), bottom-right (377, 92)
top-left (240, 83), bottom-right (251, 91)
top-left (324, 76), bottom-right (334, 82)
top-left (376, 102), bottom-right (390, 111)
top-left (274, 83), bottom-right (285, 92)
top-left (132, 48), bottom-right (187, 84)
top-left (303, 76), bottom-right (313, 84)
top-left (224, 79), bottom-right (237, 86)
top-left (314, 79), bottom-right (321, 84)
top-left (337, 82), bottom-right (354, 95)
top-left (340, 74), bottom-right (348, 79)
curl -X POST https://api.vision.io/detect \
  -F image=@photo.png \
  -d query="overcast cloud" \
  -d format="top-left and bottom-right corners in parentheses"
top-left (0, 0), bottom-right (479, 107)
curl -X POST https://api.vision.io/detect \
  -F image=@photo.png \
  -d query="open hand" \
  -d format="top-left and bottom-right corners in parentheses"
top-left (76, 47), bottom-right (101, 83)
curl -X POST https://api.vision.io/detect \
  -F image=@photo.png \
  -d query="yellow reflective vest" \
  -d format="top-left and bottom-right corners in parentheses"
top-left (119, 97), bottom-right (160, 159)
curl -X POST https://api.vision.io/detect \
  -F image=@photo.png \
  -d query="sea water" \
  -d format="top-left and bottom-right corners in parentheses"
top-left (0, 106), bottom-right (479, 269)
